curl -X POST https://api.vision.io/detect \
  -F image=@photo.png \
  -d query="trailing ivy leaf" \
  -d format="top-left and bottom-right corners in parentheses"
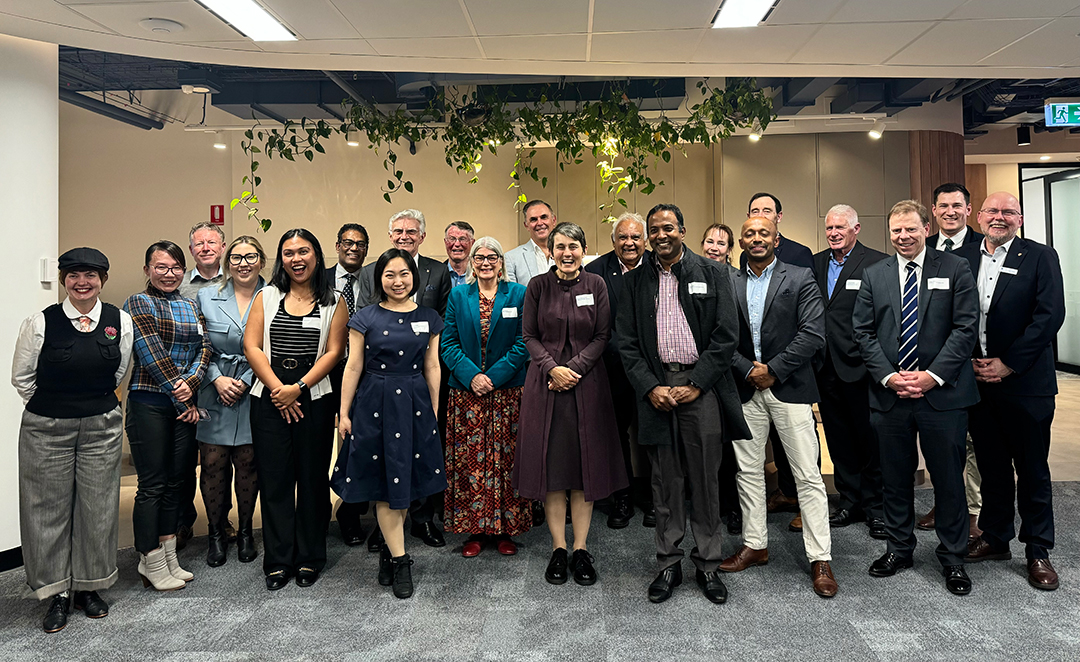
top-left (541, 177), bottom-right (548, 187)
top-left (304, 151), bottom-right (314, 162)
top-left (618, 198), bottom-right (627, 208)
top-left (387, 179), bottom-right (395, 189)
top-left (230, 198), bottom-right (241, 209)
top-left (404, 181), bottom-right (413, 193)
top-left (251, 162), bottom-right (259, 171)
top-left (242, 176), bottom-right (248, 184)
top-left (254, 176), bottom-right (262, 186)
top-left (250, 146), bottom-right (261, 154)
top-left (314, 143), bottom-right (325, 154)
top-left (517, 193), bottom-right (527, 203)
top-left (662, 151), bottom-right (671, 163)
top-left (383, 193), bottom-right (392, 204)
top-left (244, 129), bottom-right (253, 140)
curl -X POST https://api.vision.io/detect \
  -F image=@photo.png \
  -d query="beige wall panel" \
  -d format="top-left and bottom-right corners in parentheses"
top-left (634, 148), bottom-right (675, 228)
top-left (553, 151), bottom-right (600, 253)
top-left (515, 147), bottom-right (560, 246)
top-left (673, 144), bottom-right (715, 253)
top-left (818, 132), bottom-right (886, 219)
top-left (883, 131), bottom-right (912, 210)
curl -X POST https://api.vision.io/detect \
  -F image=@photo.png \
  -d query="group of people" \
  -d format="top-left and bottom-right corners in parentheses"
top-left (13, 182), bottom-right (1065, 633)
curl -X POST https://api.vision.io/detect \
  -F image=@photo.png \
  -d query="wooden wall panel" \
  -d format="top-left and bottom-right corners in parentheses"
top-left (909, 130), bottom-right (965, 234)
top-left (965, 163), bottom-right (988, 222)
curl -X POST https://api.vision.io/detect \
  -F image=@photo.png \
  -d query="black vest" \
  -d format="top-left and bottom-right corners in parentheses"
top-left (26, 303), bottom-right (122, 419)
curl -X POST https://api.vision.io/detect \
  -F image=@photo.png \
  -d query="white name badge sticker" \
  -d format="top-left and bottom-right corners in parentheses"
top-left (845, 279), bottom-right (862, 290)
top-left (1001, 267), bottom-right (1018, 276)
top-left (502, 307), bottom-right (518, 318)
top-left (411, 321), bottom-right (430, 333)
top-left (927, 277), bottom-right (950, 290)
top-left (575, 293), bottom-right (595, 307)
top-left (688, 282), bottom-right (708, 294)
top-left (301, 316), bottom-right (321, 330)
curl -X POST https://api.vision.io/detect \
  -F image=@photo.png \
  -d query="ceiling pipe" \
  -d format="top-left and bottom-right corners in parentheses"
top-left (59, 89), bottom-right (164, 130)
top-left (250, 103), bottom-right (288, 124)
top-left (323, 71), bottom-right (378, 113)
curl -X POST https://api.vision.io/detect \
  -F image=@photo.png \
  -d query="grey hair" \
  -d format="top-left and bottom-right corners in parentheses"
top-left (444, 220), bottom-right (475, 237)
top-left (548, 222), bottom-right (587, 253)
top-left (388, 209), bottom-right (426, 235)
top-left (189, 221), bottom-right (225, 244)
top-left (465, 236), bottom-right (508, 285)
top-left (826, 204), bottom-right (859, 228)
top-left (610, 212), bottom-right (646, 242)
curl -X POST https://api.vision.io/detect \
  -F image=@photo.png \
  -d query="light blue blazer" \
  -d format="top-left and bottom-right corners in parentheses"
top-left (195, 278), bottom-right (263, 446)
top-left (441, 280), bottom-right (529, 391)
top-left (504, 241), bottom-right (548, 285)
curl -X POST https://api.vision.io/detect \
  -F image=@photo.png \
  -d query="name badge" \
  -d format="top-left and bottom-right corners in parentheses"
top-left (411, 321), bottom-right (430, 333)
top-left (501, 307), bottom-right (518, 318)
top-left (927, 277), bottom-right (950, 290)
top-left (197, 323), bottom-right (205, 336)
top-left (845, 279), bottom-right (862, 290)
top-left (688, 282), bottom-right (708, 294)
top-left (1000, 267), bottom-right (1018, 276)
top-left (575, 294), bottom-right (595, 307)
top-left (301, 316), bottom-right (321, 330)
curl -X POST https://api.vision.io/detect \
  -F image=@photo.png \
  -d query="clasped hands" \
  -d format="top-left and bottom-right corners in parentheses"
top-left (886, 371), bottom-right (938, 398)
top-left (547, 366), bottom-right (581, 392)
top-left (471, 373), bottom-right (494, 396)
top-left (172, 379), bottom-right (200, 423)
top-left (270, 383), bottom-right (304, 423)
top-left (746, 361), bottom-right (775, 391)
top-left (647, 384), bottom-right (701, 412)
top-left (973, 357), bottom-right (1013, 383)
top-left (213, 375), bottom-right (248, 406)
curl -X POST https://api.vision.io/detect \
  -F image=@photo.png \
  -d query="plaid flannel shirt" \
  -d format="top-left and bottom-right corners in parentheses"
top-left (124, 287), bottom-right (212, 413)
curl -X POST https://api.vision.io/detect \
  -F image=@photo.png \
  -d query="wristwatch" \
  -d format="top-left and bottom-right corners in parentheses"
top-left (296, 379), bottom-right (309, 394)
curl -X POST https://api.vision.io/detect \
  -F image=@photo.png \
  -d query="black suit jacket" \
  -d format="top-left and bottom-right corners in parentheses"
top-left (617, 248), bottom-right (751, 445)
top-left (812, 242), bottom-right (888, 382)
top-left (740, 233), bottom-right (815, 274)
top-left (852, 248), bottom-right (980, 412)
top-left (730, 260), bottom-right (825, 405)
top-left (357, 253), bottom-right (451, 316)
top-left (928, 227), bottom-right (983, 251)
top-left (954, 237), bottom-right (1065, 397)
top-left (585, 250), bottom-right (650, 364)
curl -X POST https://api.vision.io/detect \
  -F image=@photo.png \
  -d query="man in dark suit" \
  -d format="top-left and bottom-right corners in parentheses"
top-left (327, 223), bottom-right (369, 546)
top-left (585, 212), bottom-right (651, 529)
top-left (853, 199), bottom-right (980, 596)
top-left (721, 216), bottom-right (836, 598)
top-left (956, 191), bottom-right (1066, 591)
top-left (919, 182), bottom-right (986, 536)
top-left (617, 203), bottom-right (750, 605)
top-left (812, 205), bottom-right (888, 539)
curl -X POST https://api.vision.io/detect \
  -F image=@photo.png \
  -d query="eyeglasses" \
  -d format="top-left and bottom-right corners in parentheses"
top-left (228, 253), bottom-right (261, 265)
top-left (391, 228), bottom-right (421, 237)
top-left (472, 254), bottom-right (501, 264)
top-left (152, 265), bottom-right (185, 276)
top-left (446, 237), bottom-right (473, 245)
top-left (338, 239), bottom-right (367, 250)
top-left (979, 208), bottom-right (1021, 219)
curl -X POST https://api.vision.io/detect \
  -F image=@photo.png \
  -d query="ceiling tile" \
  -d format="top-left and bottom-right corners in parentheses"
top-left (57, 0), bottom-right (175, 4)
top-left (887, 18), bottom-right (1052, 65)
top-left (184, 39), bottom-right (265, 51)
top-left (831, 0), bottom-right (968, 22)
top-left (2, 0), bottom-right (119, 30)
top-left (766, 0), bottom-right (847, 25)
top-left (464, 0), bottom-right (589, 36)
top-left (330, 0), bottom-right (473, 38)
top-left (366, 36), bottom-right (482, 58)
top-left (977, 16), bottom-right (1080, 66)
top-left (693, 24), bottom-right (821, 63)
top-left (590, 29), bottom-right (702, 63)
top-left (592, 0), bottom-right (718, 32)
top-left (791, 22), bottom-right (933, 65)
top-left (256, 38), bottom-right (376, 55)
top-left (480, 34), bottom-right (586, 61)
top-left (950, 0), bottom-right (1080, 19)
top-left (260, 0), bottom-right (360, 40)
top-left (67, 1), bottom-right (245, 41)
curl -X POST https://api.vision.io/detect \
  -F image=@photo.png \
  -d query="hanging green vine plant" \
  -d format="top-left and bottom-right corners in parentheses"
top-left (232, 78), bottom-right (774, 231)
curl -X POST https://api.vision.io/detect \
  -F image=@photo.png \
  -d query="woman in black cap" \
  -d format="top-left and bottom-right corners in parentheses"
top-left (12, 247), bottom-right (133, 633)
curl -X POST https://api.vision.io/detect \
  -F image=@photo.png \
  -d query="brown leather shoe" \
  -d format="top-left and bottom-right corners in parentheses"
top-left (766, 491), bottom-right (799, 514)
top-left (789, 514), bottom-right (803, 532)
top-left (811, 560), bottom-right (838, 598)
top-left (719, 545), bottom-right (769, 573)
top-left (968, 514), bottom-right (982, 543)
top-left (916, 507), bottom-right (935, 530)
top-left (1028, 559), bottom-right (1059, 591)
top-left (966, 536), bottom-right (1012, 562)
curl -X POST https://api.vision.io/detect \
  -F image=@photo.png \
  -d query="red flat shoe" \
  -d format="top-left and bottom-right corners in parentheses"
top-left (496, 538), bottom-right (517, 556)
top-left (462, 540), bottom-right (483, 557)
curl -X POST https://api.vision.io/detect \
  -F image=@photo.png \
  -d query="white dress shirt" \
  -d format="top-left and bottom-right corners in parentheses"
top-left (977, 237), bottom-right (1015, 356)
top-left (882, 249), bottom-right (944, 388)
top-left (334, 263), bottom-right (361, 308)
top-left (11, 298), bottom-right (134, 405)
top-left (528, 240), bottom-right (554, 275)
top-left (936, 226), bottom-right (968, 250)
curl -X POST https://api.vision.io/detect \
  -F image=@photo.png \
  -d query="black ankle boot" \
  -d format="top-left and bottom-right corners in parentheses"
top-left (206, 523), bottom-right (227, 567)
top-left (378, 545), bottom-right (393, 586)
top-left (236, 519), bottom-right (257, 563)
top-left (391, 553), bottom-right (414, 599)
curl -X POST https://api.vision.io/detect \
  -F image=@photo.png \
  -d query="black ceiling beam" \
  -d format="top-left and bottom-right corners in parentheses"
top-left (250, 103), bottom-right (288, 124)
top-left (945, 79), bottom-right (994, 102)
top-left (830, 82), bottom-right (885, 114)
top-left (323, 71), bottom-right (378, 113)
top-left (772, 77), bottom-right (841, 116)
top-left (59, 89), bottom-right (163, 130)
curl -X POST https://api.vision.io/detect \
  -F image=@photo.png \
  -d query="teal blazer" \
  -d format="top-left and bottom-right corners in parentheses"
top-left (441, 280), bottom-right (529, 390)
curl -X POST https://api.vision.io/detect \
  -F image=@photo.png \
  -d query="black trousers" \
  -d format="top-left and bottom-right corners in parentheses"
top-left (817, 363), bottom-right (882, 519)
top-left (969, 387), bottom-right (1055, 559)
top-left (873, 398), bottom-right (968, 567)
top-left (605, 356), bottom-right (651, 503)
top-left (250, 367), bottom-right (335, 574)
top-left (125, 399), bottom-right (197, 554)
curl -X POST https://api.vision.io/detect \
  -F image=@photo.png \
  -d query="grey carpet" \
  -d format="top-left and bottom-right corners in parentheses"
top-left (1, 485), bottom-right (1078, 662)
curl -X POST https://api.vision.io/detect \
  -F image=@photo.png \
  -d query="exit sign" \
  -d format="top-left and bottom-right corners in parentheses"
top-left (1045, 98), bottom-right (1080, 127)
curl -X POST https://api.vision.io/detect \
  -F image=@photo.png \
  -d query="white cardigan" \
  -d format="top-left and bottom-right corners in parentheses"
top-left (249, 285), bottom-right (339, 401)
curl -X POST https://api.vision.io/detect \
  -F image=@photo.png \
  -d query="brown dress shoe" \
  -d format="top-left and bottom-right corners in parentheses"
top-left (1028, 559), bottom-right (1059, 591)
top-left (811, 560), bottom-right (838, 598)
top-left (968, 514), bottom-right (982, 543)
top-left (766, 491), bottom-right (800, 514)
top-left (916, 507), bottom-right (935, 530)
top-left (789, 514), bottom-right (803, 532)
top-left (966, 536), bottom-right (1012, 562)
top-left (719, 545), bottom-right (769, 573)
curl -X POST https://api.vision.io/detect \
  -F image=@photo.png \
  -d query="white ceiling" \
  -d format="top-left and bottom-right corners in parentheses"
top-left (3, 0), bottom-right (1080, 76)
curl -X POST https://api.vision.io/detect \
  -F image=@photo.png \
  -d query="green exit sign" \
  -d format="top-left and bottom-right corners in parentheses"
top-left (1045, 99), bottom-right (1080, 127)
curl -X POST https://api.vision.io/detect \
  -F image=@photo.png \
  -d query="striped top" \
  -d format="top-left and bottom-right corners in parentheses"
top-left (268, 299), bottom-right (320, 359)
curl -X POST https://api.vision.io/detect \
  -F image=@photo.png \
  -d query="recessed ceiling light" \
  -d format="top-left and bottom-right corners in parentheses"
top-left (712, 0), bottom-right (777, 28)
top-left (1040, 155), bottom-right (1052, 160)
top-left (139, 18), bottom-right (185, 34)
top-left (194, 0), bottom-right (296, 41)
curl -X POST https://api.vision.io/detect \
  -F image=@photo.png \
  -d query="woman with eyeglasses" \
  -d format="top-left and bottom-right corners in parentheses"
top-left (440, 238), bottom-right (532, 557)
top-left (194, 236), bottom-right (266, 568)
top-left (123, 240), bottom-right (212, 591)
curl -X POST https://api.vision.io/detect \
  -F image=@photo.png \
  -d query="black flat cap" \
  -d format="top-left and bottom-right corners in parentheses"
top-left (58, 247), bottom-right (110, 272)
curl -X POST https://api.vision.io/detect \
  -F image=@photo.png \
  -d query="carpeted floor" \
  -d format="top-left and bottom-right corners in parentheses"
top-left (1, 486), bottom-right (1077, 662)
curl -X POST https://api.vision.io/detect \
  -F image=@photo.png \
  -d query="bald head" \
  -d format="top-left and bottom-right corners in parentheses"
top-left (739, 216), bottom-right (779, 267)
top-left (977, 191), bottom-right (1023, 247)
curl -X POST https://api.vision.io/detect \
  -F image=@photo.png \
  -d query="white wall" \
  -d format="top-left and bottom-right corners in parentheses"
top-left (0, 35), bottom-right (58, 556)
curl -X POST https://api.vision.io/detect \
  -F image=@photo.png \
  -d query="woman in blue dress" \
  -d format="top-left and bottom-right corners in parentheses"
top-left (333, 248), bottom-right (446, 599)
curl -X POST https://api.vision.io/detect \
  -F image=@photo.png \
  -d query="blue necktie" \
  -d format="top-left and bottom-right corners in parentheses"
top-left (898, 263), bottom-right (919, 372)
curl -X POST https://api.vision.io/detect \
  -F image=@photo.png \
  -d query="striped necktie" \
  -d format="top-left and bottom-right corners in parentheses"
top-left (898, 262), bottom-right (919, 372)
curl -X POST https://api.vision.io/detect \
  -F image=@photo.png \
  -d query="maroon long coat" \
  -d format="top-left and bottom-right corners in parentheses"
top-left (512, 268), bottom-right (629, 502)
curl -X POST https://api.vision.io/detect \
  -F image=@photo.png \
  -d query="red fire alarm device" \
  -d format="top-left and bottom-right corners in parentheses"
top-left (211, 205), bottom-right (225, 225)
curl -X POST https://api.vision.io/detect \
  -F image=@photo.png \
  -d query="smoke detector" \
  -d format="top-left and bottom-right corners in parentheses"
top-left (139, 18), bottom-right (185, 34)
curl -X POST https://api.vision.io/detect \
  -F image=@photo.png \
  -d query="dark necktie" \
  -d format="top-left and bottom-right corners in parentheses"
top-left (343, 273), bottom-right (356, 317)
top-left (898, 262), bottom-right (919, 372)
top-left (943, 237), bottom-right (954, 252)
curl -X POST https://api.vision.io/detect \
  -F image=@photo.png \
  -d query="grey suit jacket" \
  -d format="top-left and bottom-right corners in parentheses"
top-left (504, 240), bottom-right (548, 285)
top-left (357, 253), bottom-right (451, 316)
top-left (852, 247), bottom-right (980, 412)
top-left (730, 260), bottom-right (825, 405)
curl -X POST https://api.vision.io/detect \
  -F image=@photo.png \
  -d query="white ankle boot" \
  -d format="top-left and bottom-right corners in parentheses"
top-left (138, 547), bottom-right (186, 591)
top-left (162, 537), bottom-right (194, 582)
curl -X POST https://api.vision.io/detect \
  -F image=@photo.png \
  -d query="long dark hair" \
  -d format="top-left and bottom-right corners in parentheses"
top-left (372, 249), bottom-right (420, 302)
top-left (270, 228), bottom-right (336, 307)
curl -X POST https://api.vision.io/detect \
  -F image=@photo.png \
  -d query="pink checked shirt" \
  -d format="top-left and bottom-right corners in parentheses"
top-left (655, 262), bottom-right (699, 364)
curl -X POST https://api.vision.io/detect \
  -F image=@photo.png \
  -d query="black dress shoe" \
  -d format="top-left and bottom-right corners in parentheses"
top-left (726, 510), bottom-right (742, 536)
top-left (175, 524), bottom-right (193, 552)
top-left (206, 523), bottom-right (228, 567)
top-left (42, 593), bottom-right (71, 633)
top-left (295, 567), bottom-right (320, 587)
top-left (367, 526), bottom-right (385, 553)
top-left (545, 548), bottom-right (569, 585)
top-left (378, 545), bottom-right (394, 586)
top-left (570, 549), bottom-right (597, 586)
top-left (337, 502), bottom-right (365, 546)
top-left (641, 505), bottom-right (657, 528)
top-left (607, 492), bottom-right (634, 530)
top-left (531, 501), bottom-right (546, 528)
top-left (410, 522), bottom-right (446, 548)
top-left (868, 552), bottom-right (914, 577)
top-left (696, 570), bottom-right (728, 604)
top-left (867, 518), bottom-right (888, 540)
top-left (265, 569), bottom-right (291, 591)
top-left (391, 554), bottom-right (414, 599)
top-left (829, 508), bottom-right (866, 528)
top-left (943, 565), bottom-right (972, 596)
top-left (73, 591), bottom-right (108, 618)
top-left (648, 564), bottom-right (683, 603)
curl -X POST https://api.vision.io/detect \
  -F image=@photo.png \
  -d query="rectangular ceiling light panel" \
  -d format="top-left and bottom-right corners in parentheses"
top-left (712, 0), bottom-right (777, 28)
top-left (195, 0), bottom-right (296, 41)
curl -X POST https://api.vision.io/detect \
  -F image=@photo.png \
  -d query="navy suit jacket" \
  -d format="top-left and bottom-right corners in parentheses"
top-left (928, 228), bottom-right (984, 251)
top-left (812, 242), bottom-right (888, 382)
top-left (584, 249), bottom-right (650, 365)
top-left (440, 280), bottom-right (530, 391)
top-left (740, 233), bottom-right (814, 274)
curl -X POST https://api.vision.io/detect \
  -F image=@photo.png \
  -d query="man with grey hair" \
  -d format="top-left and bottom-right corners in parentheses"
top-left (443, 221), bottom-right (476, 289)
top-left (812, 204), bottom-right (888, 539)
top-left (505, 199), bottom-right (557, 285)
top-left (586, 212), bottom-right (652, 529)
